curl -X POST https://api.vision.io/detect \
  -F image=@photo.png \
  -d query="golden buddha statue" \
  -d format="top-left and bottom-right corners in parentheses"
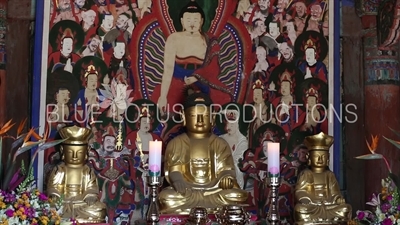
top-left (47, 126), bottom-right (107, 223)
top-left (294, 132), bottom-right (352, 224)
top-left (158, 92), bottom-right (248, 214)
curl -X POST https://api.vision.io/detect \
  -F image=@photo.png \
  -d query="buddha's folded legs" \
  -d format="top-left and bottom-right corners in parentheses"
top-left (294, 203), bottom-right (352, 224)
top-left (159, 187), bottom-right (249, 214)
top-left (64, 201), bottom-right (107, 223)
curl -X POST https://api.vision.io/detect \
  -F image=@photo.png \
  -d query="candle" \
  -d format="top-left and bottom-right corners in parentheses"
top-left (267, 142), bottom-right (280, 176)
top-left (149, 140), bottom-right (162, 176)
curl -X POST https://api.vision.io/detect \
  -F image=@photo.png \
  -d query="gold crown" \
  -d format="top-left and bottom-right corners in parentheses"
top-left (304, 38), bottom-right (316, 50)
top-left (84, 65), bottom-right (98, 78)
top-left (59, 125), bottom-right (92, 145)
top-left (280, 70), bottom-right (292, 83)
top-left (303, 132), bottom-right (334, 151)
top-left (252, 79), bottom-right (264, 90)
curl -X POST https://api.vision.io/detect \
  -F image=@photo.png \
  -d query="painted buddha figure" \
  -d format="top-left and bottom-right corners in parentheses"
top-left (294, 132), bottom-right (352, 224)
top-left (47, 126), bottom-right (107, 223)
top-left (158, 92), bottom-right (248, 214)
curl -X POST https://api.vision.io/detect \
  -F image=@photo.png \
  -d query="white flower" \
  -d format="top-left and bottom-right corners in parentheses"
top-left (389, 215), bottom-right (396, 223)
top-left (377, 212), bottom-right (386, 222)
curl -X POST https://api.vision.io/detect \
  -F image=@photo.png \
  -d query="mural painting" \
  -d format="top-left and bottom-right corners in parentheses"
top-left (40, 0), bottom-right (331, 223)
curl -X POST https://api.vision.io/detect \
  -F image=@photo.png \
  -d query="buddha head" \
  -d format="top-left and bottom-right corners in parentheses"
top-left (183, 92), bottom-right (214, 134)
top-left (179, 0), bottom-right (205, 33)
top-left (58, 125), bottom-right (92, 167)
top-left (303, 132), bottom-right (334, 173)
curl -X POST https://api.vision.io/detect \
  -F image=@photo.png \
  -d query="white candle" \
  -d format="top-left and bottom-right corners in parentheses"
top-left (149, 140), bottom-right (162, 176)
top-left (267, 142), bottom-right (280, 176)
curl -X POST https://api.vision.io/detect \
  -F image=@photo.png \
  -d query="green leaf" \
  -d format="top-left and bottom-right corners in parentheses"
top-left (389, 127), bottom-right (400, 138)
top-left (384, 136), bottom-right (400, 149)
top-left (355, 154), bottom-right (383, 160)
top-left (37, 138), bottom-right (68, 151)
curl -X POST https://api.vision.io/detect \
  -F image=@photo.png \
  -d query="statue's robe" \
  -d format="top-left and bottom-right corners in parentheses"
top-left (294, 169), bottom-right (352, 223)
top-left (159, 133), bottom-right (248, 214)
top-left (47, 163), bottom-right (106, 221)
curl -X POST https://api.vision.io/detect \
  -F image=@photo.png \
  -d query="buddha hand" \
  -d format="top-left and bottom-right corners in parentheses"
top-left (84, 196), bottom-right (98, 206)
top-left (170, 172), bottom-right (187, 195)
top-left (219, 176), bottom-right (234, 189)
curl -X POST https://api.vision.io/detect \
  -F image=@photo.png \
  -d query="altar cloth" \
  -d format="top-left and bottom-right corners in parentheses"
top-left (159, 214), bottom-right (258, 225)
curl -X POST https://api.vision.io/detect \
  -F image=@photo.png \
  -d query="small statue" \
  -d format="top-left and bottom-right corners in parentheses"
top-left (294, 132), bottom-right (351, 224)
top-left (158, 92), bottom-right (248, 214)
top-left (47, 126), bottom-right (107, 223)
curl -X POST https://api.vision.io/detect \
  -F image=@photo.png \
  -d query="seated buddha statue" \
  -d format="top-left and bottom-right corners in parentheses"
top-left (294, 132), bottom-right (352, 224)
top-left (47, 125), bottom-right (107, 223)
top-left (158, 92), bottom-right (248, 214)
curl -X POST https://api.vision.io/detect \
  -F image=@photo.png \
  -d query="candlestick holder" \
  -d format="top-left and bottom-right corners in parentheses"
top-left (266, 176), bottom-right (281, 225)
top-left (146, 175), bottom-right (164, 225)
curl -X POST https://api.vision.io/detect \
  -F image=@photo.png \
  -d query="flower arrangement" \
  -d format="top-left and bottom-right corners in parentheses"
top-left (0, 119), bottom-right (76, 225)
top-left (349, 131), bottom-right (400, 225)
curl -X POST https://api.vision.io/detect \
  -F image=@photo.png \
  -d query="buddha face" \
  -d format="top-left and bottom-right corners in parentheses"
top-left (254, 19), bottom-right (266, 36)
top-left (226, 121), bottom-right (239, 135)
top-left (61, 37), bottom-right (73, 54)
top-left (295, 2), bottom-right (306, 17)
top-left (181, 12), bottom-right (203, 33)
top-left (185, 105), bottom-right (212, 134)
top-left (88, 37), bottom-right (101, 52)
top-left (114, 42), bottom-right (126, 59)
top-left (286, 21), bottom-right (295, 32)
top-left (103, 135), bottom-right (116, 153)
top-left (86, 74), bottom-right (98, 89)
top-left (258, 0), bottom-right (270, 11)
top-left (310, 5), bottom-right (322, 20)
top-left (256, 46), bottom-right (267, 62)
top-left (278, 42), bottom-right (293, 60)
top-left (63, 145), bottom-right (87, 165)
top-left (309, 150), bottom-right (329, 169)
top-left (139, 117), bottom-right (151, 132)
top-left (83, 10), bottom-right (96, 26)
top-left (305, 48), bottom-right (317, 63)
top-left (116, 14), bottom-right (129, 29)
top-left (56, 89), bottom-right (70, 104)
top-left (280, 81), bottom-right (291, 96)
top-left (269, 22), bottom-right (279, 37)
top-left (307, 96), bottom-right (317, 110)
top-left (75, 0), bottom-right (85, 8)
top-left (102, 14), bottom-right (114, 30)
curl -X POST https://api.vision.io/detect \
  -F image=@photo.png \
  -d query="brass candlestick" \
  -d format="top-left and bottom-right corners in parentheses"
top-left (267, 176), bottom-right (281, 225)
top-left (146, 175), bottom-right (163, 225)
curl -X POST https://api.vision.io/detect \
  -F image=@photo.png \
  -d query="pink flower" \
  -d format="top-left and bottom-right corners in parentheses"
top-left (387, 195), bottom-right (393, 201)
top-left (149, 165), bottom-right (160, 173)
top-left (5, 209), bottom-right (14, 217)
top-left (357, 211), bottom-right (365, 220)
top-left (38, 193), bottom-right (48, 201)
top-left (382, 218), bottom-right (393, 225)
top-left (269, 167), bottom-right (279, 175)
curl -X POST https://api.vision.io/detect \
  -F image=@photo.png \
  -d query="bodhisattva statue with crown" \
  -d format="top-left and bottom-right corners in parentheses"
top-left (158, 92), bottom-right (248, 214)
top-left (294, 132), bottom-right (352, 224)
top-left (47, 126), bottom-right (107, 223)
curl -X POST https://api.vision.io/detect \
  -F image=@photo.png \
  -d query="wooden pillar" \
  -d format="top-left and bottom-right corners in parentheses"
top-left (0, 0), bottom-right (5, 126)
top-left (3, 0), bottom-right (32, 168)
top-left (362, 27), bottom-right (400, 201)
top-left (5, 0), bottom-right (32, 127)
top-left (342, 5), bottom-right (365, 214)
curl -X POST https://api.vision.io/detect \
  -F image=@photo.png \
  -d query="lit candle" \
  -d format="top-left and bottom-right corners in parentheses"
top-left (149, 140), bottom-right (162, 176)
top-left (267, 142), bottom-right (280, 176)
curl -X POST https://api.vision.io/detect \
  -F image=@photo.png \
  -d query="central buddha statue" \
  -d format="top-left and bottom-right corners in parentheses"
top-left (47, 126), bottom-right (107, 223)
top-left (294, 132), bottom-right (352, 224)
top-left (158, 92), bottom-right (248, 214)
